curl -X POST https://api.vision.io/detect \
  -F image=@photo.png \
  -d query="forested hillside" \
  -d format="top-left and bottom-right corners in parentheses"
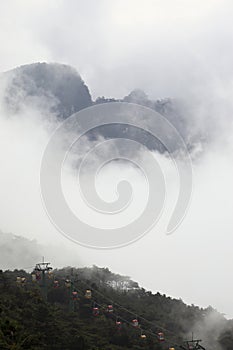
top-left (0, 266), bottom-right (232, 350)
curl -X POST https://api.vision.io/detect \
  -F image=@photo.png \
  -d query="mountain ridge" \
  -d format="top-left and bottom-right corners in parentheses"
top-left (0, 62), bottom-right (203, 154)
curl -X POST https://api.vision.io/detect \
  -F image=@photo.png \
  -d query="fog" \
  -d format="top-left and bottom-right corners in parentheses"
top-left (1, 1), bottom-right (233, 100)
top-left (0, 0), bottom-right (233, 320)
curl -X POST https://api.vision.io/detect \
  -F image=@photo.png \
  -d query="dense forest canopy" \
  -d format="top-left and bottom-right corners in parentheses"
top-left (0, 265), bottom-right (232, 350)
top-left (0, 63), bottom-right (231, 349)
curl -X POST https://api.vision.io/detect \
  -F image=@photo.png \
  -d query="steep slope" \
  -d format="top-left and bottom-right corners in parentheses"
top-left (0, 62), bottom-right (204, 154)
top-left (95, 90), bottom-right (204, 153)
top-left (2, 62), bottom-right (92, 118)
top-left (0, 266), bottom-right (232, 350)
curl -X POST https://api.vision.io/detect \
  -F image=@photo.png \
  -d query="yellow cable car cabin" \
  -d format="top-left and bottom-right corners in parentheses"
top-left (85, 290), bottom-right (92, 299)
top-left (16, 277), bottom-right (26, 285)
top-left (31, 274), bottom-right (36, 282)
top-left (65, 279), bottom-right (71, 288)
top-left (48, 270), bottom-right (53, 279)
top-left (16, 277), bottom-right (22, 284)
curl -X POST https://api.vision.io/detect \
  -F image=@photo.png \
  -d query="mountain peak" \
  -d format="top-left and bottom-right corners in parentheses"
top-left (2, 62), bottom-right (92, 118)
top-left (124, 89), bottom-right (148, 103)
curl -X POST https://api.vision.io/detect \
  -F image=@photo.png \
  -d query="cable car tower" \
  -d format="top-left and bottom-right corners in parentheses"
top-left (34, 257), bottom-right (52, 301)
top-left (180, 333), bottom-right (206, 350)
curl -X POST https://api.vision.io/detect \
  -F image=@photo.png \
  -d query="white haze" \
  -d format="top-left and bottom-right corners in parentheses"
top-left (1, 1), bottom-right (233, 100)
top-left (0, 72), bottom-right (233, 319)
top-left (0, 0), bottom-right (233, 322)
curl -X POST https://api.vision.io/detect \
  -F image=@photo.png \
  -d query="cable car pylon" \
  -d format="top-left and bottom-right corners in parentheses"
top-left (34, 257), bottom-right (52, 301)
top-left (180, 333), bottom-right (206, 350)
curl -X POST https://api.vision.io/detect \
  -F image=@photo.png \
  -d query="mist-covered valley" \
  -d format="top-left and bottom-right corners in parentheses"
top-left (1, 1), bottom-right (233, 349)
top-left (0, 59), bottom-right (232, 305)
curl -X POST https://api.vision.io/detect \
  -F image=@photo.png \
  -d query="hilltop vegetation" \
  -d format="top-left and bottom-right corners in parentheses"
top-left (0, 266), bottom-right (232, 350)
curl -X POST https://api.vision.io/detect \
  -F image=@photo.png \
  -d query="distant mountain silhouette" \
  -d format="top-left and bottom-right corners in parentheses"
top-left (2, 62), bottom-right (92, 118)
top-left (1, 62), bottom-right (205, 153)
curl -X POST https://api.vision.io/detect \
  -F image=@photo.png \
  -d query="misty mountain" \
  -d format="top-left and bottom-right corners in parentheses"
top-left (0, 231), bottom-right (42, 270)
top-left (1, 62), bottom-right (203, 154)
top-left (2, 62), bottom-right (92, 118)
top-left (95, 89), bottom-right (193, 153)
top-left (0, 264), bottom-right (232, 349)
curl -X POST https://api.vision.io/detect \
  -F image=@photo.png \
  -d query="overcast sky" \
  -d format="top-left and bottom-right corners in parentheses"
top-left (1, 0), bottom-right (233, 319)
top-left (1, 0), bottom-right (233, 99)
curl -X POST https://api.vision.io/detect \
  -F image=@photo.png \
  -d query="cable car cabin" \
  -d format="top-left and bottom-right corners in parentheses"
top-left (48, 270), bottom-right (53, 279)
top-left (65, 279), bottom-right (71, 288)
top-left (53, 280), bottom-right (59, 288)
top-left (132, 319), bottom-right (139, 328)
top-left (107, 304), bottom-right (113, 313)
top-left (31, 274), bottom-right (36, 282)
top-left (85, 290), bottom-right (92, 299)
top-left (92, 307), bottom-right (99, 316)
top-left (36, 272), bottom-right (41, 281)
top-left (21, 277), bottom-right (26, 285)
top-left (72, 291), bottom-right (78, 300)
top-left (16, 277), bottom-right (22, 284)
top-left (16, 277), bottom-right (26, 285)
top-left (116, 321), bottom-right (122, 329)
top-left (140, 334), bottom-right (146, 339)
top-left (158, 332), bottom-right (165, 341)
